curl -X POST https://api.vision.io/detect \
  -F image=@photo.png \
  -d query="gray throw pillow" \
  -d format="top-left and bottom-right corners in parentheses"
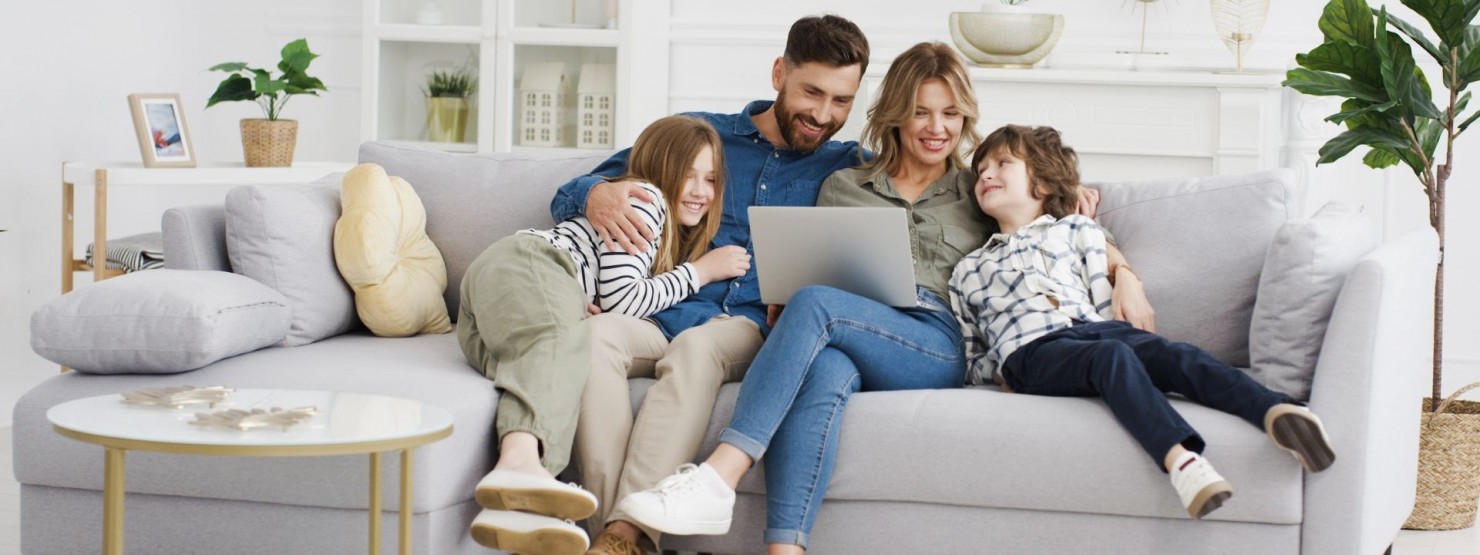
top-left (1249, 202), bottom-right (1377, 400)
top-left (226, 183), bottom-right (359, 346)
top-left (30, 270), bottom-right (291, 374)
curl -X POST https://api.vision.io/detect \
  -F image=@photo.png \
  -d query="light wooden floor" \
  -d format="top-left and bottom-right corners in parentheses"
top-left (0, 426), bottom-right (1475, 554)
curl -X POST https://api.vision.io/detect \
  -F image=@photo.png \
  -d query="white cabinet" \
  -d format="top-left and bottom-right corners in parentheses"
top-left (360, 0), bottom-right (670, 153)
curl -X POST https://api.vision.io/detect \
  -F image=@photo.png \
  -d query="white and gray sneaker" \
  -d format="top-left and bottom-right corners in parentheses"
top-left (469, 509), bottom-right (589, 555)
top-left (1169, 451), bottom-right (1234, 519)
top-left (615, 463), bottom-right (735, 535)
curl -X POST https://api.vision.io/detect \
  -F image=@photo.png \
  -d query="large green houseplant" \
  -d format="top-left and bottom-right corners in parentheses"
top-left (1284, 0), bottom-right (1480, 530)
top-left (206, 38), bottom-right (327, 167)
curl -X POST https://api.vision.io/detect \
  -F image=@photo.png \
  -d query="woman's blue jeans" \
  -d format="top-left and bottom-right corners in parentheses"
top-left (717, 285), bottom-right (966, 548)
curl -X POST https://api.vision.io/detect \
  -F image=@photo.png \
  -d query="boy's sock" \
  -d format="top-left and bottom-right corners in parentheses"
top-left (1169, 451), bottom-right (1233, 519)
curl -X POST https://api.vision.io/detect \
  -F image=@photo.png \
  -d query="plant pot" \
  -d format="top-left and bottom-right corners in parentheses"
top-left (240, 119), bottom-right (298, 168)
top-left (949, 10), bottom-right (1065, 69)
top-left (426, 97), bottom-right (469, 143)
top-left (1405, 382), bottom-right (1480, 530)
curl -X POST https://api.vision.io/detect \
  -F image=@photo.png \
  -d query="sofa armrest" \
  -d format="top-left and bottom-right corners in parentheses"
top-left (161, 204), bottom-right (229, 272)
top-left (1302, 227), bottom-right (1438, 555)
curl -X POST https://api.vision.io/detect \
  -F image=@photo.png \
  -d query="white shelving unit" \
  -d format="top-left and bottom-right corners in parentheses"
top-left (361, 0), bottom-right (670, 154)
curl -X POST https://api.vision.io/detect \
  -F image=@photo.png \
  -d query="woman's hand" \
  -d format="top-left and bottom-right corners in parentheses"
top-left (693, 245), bottom-right (751, 285)
top-left (1076, 186), bottom-right (1101, 219)
top-left (1111, 267), bottom-right (1156, 332)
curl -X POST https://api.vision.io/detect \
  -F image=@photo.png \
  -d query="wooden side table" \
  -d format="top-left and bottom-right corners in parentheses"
top-left (48, 389), bottom-right (454, 555)
top-left (60, 162), bottom-right (354, 293)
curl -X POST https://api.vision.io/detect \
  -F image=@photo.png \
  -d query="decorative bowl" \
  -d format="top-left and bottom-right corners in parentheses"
top-left (949, 11), bottom-right (1066, 68)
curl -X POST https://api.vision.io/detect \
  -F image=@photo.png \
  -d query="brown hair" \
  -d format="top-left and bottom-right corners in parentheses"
top-left (784, 15), bottom-right (870, 75)
top-left (613, 115), bottom-right (726, 275)
top-left (973, 125), bottom-right (1080, 219)
top-left (861, 42), bottom-right (981, 175)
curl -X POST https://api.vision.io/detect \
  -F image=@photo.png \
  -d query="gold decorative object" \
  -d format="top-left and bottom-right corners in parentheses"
top-left (1117, 0), bottom-right (1173, 56)
top-left (190, 406), bottom-right (319, 431)
top-left (119, 386), bottom-right (235, 409)
top-left (1210, 0), bottom-right (1269, 73)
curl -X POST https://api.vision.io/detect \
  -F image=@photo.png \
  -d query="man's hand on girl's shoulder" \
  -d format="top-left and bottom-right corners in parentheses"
top-left (587, 180), bottom-right (656, 254)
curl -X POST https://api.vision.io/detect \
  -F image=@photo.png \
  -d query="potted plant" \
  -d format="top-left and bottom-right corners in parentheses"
top-left (423, 63), bottom-right (476, 143)
top-left (207, 38), bottom-right (327, 167)
top-left (1283, 0), bottom-right (1480, 530)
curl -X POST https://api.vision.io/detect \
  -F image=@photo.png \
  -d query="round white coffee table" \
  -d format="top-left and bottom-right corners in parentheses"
top-left (48, 388), bottom-right (455, 555)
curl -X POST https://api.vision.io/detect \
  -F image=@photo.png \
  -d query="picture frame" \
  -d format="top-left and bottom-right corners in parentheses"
top-left (128, 93), bottom-right (196, 168)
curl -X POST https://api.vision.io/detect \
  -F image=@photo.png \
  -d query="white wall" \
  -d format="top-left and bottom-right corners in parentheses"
top-left (3, 1), bottom-right (1477, 427)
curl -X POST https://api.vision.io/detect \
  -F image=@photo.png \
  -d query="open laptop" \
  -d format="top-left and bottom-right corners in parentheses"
top-left (749, 206), bottom-right (918, 307)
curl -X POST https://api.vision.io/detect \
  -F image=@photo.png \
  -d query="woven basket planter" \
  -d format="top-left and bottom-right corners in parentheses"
top-left (240, 119), bottom-right (298, 167)
top-left (1404, 382), bottom-right (1480, 530)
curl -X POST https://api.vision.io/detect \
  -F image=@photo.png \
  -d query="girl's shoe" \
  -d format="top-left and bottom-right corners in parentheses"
top-left (475, 468), bottom-right (599, 521)
top-left (1265, 404), bottom-right (1337, 473)
top-left (1169, 451), bottom-right (1234, 519)
top-left (615, 463), bottom-right (734, 535)
top-left (470, 509), bottom-right (589, 555)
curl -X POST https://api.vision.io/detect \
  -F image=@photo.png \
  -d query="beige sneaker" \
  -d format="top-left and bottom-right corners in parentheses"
top-left (1169, 451), bottom-right (1234, 519)
top-left (586, 530), bottom-right (645, 555)
top-left (1265, 404), bottom-right (1336, 473)
top-left (470, 509), bottom-right (589, 555)
top-left (475, 468), bottom-right (599, 521)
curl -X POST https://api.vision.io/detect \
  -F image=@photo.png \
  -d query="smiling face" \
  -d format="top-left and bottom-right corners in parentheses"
top-left (899, 78), bottom-right (964, 171)
top-left (771, 60), bottom-right (861, 153)
top-left (677, 145), bottom-right (717, 227)
top-left (974, 147), bottom-right (1041, 222)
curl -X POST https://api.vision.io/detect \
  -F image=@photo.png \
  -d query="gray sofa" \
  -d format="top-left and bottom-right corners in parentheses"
top-left (13, 141), bottom-right (1437, 554)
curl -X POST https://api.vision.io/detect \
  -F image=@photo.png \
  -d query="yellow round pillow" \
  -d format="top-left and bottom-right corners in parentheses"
top-left (333, 163), bottom-right (452, 336)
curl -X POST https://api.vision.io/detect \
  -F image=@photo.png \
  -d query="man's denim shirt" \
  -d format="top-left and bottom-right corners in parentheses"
top-left (549, 100), bottom-right (865, 339)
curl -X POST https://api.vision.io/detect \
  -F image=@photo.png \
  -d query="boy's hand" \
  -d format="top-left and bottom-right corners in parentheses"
top-left (767, 304), bottom-right (785, 327)
top-left (1111, 268), bottom-right (1156, 332)
top-left (586, 303), bottom-right (602, 318)
top-left (1075, 186), bottom-right (1101, 219)
top-left (587, 180), bottom-right (656, 254)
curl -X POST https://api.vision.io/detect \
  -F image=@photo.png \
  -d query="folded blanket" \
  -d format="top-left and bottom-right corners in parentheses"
top-left (86, 232), bottom-right (165, 273)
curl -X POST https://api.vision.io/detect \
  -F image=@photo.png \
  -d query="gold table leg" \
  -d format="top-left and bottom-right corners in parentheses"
top-left (400, 449), bottom-right (413, 555)
top-left (104, 448), bottom-right (126, 555)
top-left (370, 452), bottom-right (382, 555)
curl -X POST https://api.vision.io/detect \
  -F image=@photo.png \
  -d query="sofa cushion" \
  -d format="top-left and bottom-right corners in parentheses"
top-left (334, 163), bottom-right (452, 337)
top-left (1091, 170), bottom-right (1299, 367)
top-left (29, 270), bottom-right (291, 374)
top-left (225, 182), bottom-right (359, 346)
top-left (1249, 202), bottom-right (1377, 400)
top-left (358, 141), bottom-right (612, 316)
top-left (12, 332), bottom-right (495, 513)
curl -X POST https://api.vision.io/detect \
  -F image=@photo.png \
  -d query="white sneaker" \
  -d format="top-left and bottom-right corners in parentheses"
top-left (615, 463), bottom-right (735, 535)
top-left (1265, 404), bottom-right (1337, 473)
top-left (1169, 452), bottom-right (1233, 519)
top-left (474, 468), bottom-right (598, 521)
top-left (469, 509), bottom-right (589, 555)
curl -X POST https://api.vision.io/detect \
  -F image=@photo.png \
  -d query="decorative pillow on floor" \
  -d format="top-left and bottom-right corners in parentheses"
top-left (333, 163), bottom-right (452, 337)
top-left (1249, 202), bottom-right (1377, 400)
top-left (226, 181), bottom-right (360, 346)
top-left (30, 270), bottom-right (291, 374)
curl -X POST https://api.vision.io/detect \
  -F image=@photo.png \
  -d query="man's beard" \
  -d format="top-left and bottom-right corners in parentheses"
top-left (773, 95), bottom-right (842, 153)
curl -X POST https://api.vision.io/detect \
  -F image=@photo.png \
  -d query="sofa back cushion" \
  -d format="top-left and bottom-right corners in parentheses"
top-left (358, 141), bottom-right (611, 315)
top-left (1090, 170), bottom-right (1300, 367)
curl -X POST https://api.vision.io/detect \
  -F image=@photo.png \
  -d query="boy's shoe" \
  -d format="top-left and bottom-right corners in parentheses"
top-left (1265, 404), bottom-right (1337, 473)
top-left (615, 463), bottom-right (735, 535)
top-left (586, 530), bottom-right (644, 555)
top-left (1169, 452), bottom-right (1234, 519)
top-left (475, 468), bottom-right (599, 521)
top-left (470, 509), bottom-right (589, 555)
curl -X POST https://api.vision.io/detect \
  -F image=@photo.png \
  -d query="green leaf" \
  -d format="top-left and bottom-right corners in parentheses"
top-left (208, 62), bottom-right (249, 73)
top-left (205, 73), bottom-right (256, 107)
top-left (254, 73), bottom-right (287, 96)
top-left (1284, 67), bottom-right (1389, 102)
top-left (1458, 109), bottom-right (1480, 133)
top-left (1327, 99), bottom-right (1400, 124)
top-left (1457, 42), bottom-right (1480, 86)
top-left (1323, 0), bottom-right (1377, 47)
top-left (1418, 117), bottom-right (1443, 160)
top-left (1296, 41), bottom-right (1385, 89)
top-left (1382, 9), bottom-right (1449, 65)
top-left (1317, 126), bottom-right (1412, 165)
top-left (1460, 25), bottom-right (1480, 61)
top-left (1363, 146), bottom-right (1403, 168)
top-left (1378, 12), bottom-right (1445, 121)
top-left (1401, 0), bottom-right (1480, 51)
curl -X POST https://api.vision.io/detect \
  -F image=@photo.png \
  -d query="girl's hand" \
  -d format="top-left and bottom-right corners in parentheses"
top-left (693, 245), bottom-right (751, 285)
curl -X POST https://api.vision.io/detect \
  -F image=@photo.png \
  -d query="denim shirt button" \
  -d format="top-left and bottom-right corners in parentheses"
top-left (760, 183), bottom-right (767, 190)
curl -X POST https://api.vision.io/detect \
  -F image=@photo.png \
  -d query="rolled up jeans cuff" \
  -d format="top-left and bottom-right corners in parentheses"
top-left (764, 528), bottom-right (809, 549)
top-left (718, 428), bottom-right (767, 461)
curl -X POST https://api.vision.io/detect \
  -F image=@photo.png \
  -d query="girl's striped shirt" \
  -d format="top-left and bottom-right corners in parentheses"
top-left (519, 182), bottom-right (700, 318)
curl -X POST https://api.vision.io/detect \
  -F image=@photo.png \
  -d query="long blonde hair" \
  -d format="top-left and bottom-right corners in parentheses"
top-left (614, 115), bottom-right (726, 275)
top-left (860, 42), bottom-right (981, 175)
